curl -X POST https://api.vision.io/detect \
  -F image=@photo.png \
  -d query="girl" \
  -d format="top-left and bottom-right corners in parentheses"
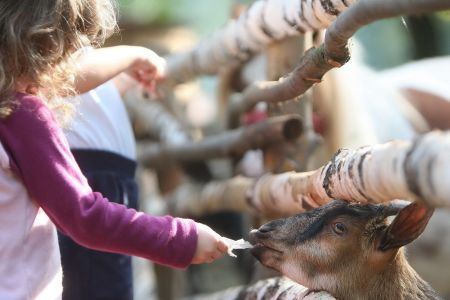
top-left (0, 1), bottom-right (228, 299)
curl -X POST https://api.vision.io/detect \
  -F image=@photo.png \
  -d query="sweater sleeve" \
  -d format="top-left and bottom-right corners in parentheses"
top-left (0, 94), bottom-right (198, 269)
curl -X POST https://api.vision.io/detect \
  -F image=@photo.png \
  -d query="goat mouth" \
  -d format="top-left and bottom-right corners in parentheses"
top-left (248, 229), bottom-right (283, 255)
top-left (251, 243), bottom-right (283, 254)
top-left (251, 243), bottom-right (284, 271)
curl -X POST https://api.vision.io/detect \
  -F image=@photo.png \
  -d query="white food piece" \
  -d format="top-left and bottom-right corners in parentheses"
top-left (223, 237), bottom-right (253, 258)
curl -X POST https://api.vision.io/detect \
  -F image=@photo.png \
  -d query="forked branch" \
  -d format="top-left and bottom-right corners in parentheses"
top-left (229, 0), bottom-right (450, 122)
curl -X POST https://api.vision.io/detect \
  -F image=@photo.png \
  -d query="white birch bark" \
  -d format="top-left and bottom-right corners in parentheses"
top-left (123, 90), bottom-right (190, 144)
top-left (137, 115), bottom-right (303, 167)
top-left (185, 277), bottom-right (335, 300)
top-left (229, 0), bottom-right (450, 118)
top-left (169, 131), bottom-right (450, 218)
top-left (166, 0), bottom-right (357, 84)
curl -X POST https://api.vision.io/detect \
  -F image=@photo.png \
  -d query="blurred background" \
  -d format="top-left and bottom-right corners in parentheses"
top-left (106, 1), bottom-right (450, 299)
top-left (115, 0), bottom-right (450, 67)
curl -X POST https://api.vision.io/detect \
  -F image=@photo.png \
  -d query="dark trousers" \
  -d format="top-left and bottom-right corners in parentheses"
top-left (58, 149), bottom-right (138, 300)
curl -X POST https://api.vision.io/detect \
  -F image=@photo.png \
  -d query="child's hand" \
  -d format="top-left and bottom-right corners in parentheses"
top-left (127, 47), bottom-right (166, 94)
top-left (191, 223), bottom-right (229, 264)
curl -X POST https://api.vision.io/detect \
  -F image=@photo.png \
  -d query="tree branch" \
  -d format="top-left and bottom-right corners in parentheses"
top-left (138, 115), bottom-right (303, 168)
top-left (165, 0), bottom-right (357, 84)
top-left (229, 0), bottom-right (450, 123)
top-left (185, 277), bottom-right (335, 300)
top-left (124, 91), bottom-right (191, 144)
top-left (124, 90), bottom-right (213, 182)
top-left (170, 131), bottom-right (450, 218)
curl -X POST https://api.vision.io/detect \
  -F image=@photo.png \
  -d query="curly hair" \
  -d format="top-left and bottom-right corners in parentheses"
top-left (0, 0), bottom-right (117, 118)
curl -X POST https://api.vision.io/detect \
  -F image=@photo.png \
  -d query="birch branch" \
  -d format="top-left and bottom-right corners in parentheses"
top-left (124, 91), bottom-right (191, 144)
top-left (166, 0), bottom-right (357, 84)
top-left (124, 89), bottom-right (213, 182)
top-left (229, 0), bottom-right (450, 121)
top-left (185, 277), bottom-right (335, 300)
top-left (138, 115), bottom-right (303, 168)
top-left (169, 131), bottom-right (450, 218)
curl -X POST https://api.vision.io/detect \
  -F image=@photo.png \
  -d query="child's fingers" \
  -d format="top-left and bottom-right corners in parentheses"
top-left (136, 69), bottom-right (156, 83)
top-left (217, 238), bottom-right (229, 253)
top-left (209, 250), bottom-right (224, 263)
top-left (141, 58), bottom-right (165, 80)
top-left (209, 253), bottom-right (219, 263)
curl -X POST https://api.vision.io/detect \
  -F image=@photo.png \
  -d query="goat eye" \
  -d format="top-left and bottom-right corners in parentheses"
top-left (333, 222), bottom-right (346, 235)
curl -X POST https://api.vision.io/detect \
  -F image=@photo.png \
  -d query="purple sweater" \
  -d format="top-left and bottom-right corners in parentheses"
top-left (0, 93), bottom-right (198, 268)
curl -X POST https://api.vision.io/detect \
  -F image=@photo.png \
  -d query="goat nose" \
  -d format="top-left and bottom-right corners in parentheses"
top-left (258, 223), bottom-right (274, 233)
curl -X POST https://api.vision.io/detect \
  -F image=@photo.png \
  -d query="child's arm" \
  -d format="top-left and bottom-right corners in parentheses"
top-left (74, 46), bottom-right (166, 94)
top-left (0, 94), bottom-right (226, 267)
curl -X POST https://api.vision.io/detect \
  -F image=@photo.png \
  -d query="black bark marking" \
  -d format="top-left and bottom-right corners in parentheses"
top-left (347, 155), bottom-right (374, 202)
top-left (235, 36), bottom-right (252, 59)
top-left (264, 278), bottom-right (282, 299)
top-left (320, 0), bottom-right (340, 15)
top-left (260, 1), bottom-right (276, 39)
top-left (299, 0), bottom-right (314, 30)
top-left (322, 164), bottom-right (334, 198)
top-left (283, 5), bottom-right (306, 33)
top-left (278, 285), bottom-right (294, 299)
top-left (260, 22), bottom-right (275, 39)
top-left (404, 137), bottom-right (424, 199)
top-left (348, 155), bottom-right (355, 180)
top-left (357, 150), bottom-right (370, 189)
top-left (337, 160), bottom-right (343, 182)
top-left (236, 288), bottom-right (257, 300)
top-left (323, 149), bottom-right (344, 198)
top-left (349, 151), bottom-right (374, 202)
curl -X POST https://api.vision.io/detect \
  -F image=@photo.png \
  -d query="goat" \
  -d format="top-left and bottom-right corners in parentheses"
top-left (248, 200), bottom-right (440, 300)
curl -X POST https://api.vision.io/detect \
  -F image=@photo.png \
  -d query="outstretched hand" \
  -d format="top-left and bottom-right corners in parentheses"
top-left (191, 223), bottom-right (229, 264)
top-left (126, 47), bottom-right (166, 94)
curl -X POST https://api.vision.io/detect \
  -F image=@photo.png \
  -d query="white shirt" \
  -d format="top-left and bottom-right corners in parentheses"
top-left (64, 81), bottom-right (136, 159)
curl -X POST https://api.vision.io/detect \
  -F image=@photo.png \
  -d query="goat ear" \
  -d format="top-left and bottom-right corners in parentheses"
top-left (378, 201), bottom-right (434, 251)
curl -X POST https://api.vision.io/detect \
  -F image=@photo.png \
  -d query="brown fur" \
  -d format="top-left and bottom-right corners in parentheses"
top-left (249, 200), bottom-right (441, 300)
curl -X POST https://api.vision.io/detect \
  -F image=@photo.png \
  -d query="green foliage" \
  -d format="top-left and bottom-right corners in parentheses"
top-left (118, 0), bottom-right (172, 24)
top-left (355, 18), bottom-right (414, 70)
top-left (117, 0), bottom-right (233, 31)
top-left (436, 10), bottom-right (450, 22)
top-left (356, 12), bottom-right (450, 70)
